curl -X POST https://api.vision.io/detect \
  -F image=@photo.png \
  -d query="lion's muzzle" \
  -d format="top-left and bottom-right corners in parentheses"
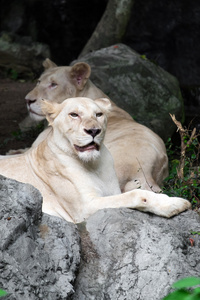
top-left (84, 128), bottom-right (101, 138)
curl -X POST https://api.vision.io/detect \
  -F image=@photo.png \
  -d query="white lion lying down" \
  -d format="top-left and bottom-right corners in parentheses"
top-left (0, 97), bottom-right (191, 223)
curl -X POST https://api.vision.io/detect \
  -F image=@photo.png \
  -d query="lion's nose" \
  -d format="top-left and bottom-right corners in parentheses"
top-left (84, 128), bottom-right (101, 138)
top-left (25, 98), bottom-right (36, 106)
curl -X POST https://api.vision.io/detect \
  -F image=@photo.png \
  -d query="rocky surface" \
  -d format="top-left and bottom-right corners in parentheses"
top-left (0, 0), bottom-right (106, 67)
top-left (1, 175), bottom-right (200, 300)
top-left (0, 176), bottom-right (80, 300)
top-left (73, 208), bottom-right (200, 300)
top-left (73, 44), bottom-right (184, 141)
top-left (0, 32), bottom-right (50, 78)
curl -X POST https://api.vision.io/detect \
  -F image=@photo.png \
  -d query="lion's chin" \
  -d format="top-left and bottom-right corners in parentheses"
top-left (74, 142), bottom-right (100, 152)
top-left (74, 142), bottom-right (101, 163)
top-left (29, 109), bottom-right (45, 121)
top-left (77, 150), bottom-right (101, 163)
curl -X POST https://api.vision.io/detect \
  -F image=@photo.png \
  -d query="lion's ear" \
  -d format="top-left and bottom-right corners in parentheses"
top-left (41, 100), bottom-right (62, 125)
top-left (70, 62), bottom-right (91, 90)
top-left (42, 58), bottom-right (57, 70)
top-left (94, 98), bottom-right (111, 113)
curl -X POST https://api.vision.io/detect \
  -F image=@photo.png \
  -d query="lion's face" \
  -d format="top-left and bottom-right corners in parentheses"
top-left (42, 97), bottom-right (111, 162)
top-left (25, 60), bottom-right (91, 122)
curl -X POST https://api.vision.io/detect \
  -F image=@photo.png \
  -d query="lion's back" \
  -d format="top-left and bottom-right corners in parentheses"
top-left (0, 154), bottom-right (38, 187)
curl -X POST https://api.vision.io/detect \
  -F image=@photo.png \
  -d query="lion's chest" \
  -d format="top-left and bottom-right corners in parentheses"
top-left (50, 146), bottom-right (121, 200)
top-left (90, 172), bottom-right (119, 197)
top-left (82, 159), bottom-right (121, 198)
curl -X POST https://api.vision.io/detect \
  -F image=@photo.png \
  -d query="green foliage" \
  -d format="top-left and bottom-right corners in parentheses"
top-left (190, 231), bottom-right (200, 235)
top-left (5, 67), bottom-right (34, 81)
top-left (140, 54), bottom-right (147, 60)
top-left (0, 289), bottom-right (7, 297)
top-left (163, 136), bottom-right (200, 208)
top-left (10, 69), bottom-right (19, 80)
top-left (162, 277), bottom-right (200, 300)
top-left (6, 68), bottom-right (19, 80)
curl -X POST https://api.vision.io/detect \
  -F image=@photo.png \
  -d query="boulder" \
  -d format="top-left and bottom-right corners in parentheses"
top-left (0, 32), bottom-right (50, 79)
top-left (73, 43), bottom-right (184, 141)
top-left (0, 175), bottom-right (80, 300)
top-left (73, 208), bottom-right (200, 300)
top-left (1, 176), bottom-right (200, 300)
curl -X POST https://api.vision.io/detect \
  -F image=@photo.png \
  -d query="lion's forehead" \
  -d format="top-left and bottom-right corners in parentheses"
top-left (64, 99), bottom-right (101, 114)
top-left (40, 67), bottom-right (69, 83)
top-left (56, 100), bottom-right (105, 127)
top-left (61, 106), bottom-right (100, 119)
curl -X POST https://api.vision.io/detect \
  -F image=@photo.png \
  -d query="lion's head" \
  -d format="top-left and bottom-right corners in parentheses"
top-left (42, 97), bottom-right (111, 162)
top-left (25, 59), bottom-right (91, 121)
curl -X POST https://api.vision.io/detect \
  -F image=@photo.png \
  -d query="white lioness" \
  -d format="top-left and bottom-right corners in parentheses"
top-left (0, 97), bottom-right (191, 223)
top-left (23, 59), bottom-right (168, 193)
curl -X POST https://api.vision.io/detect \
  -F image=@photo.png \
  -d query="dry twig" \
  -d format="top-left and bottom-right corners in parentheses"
top-left (169, 114), bottom-right (199, 179)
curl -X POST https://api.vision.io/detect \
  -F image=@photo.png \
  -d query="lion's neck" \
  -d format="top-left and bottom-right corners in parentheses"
top-left (76, 81), bottom-right (109, 101)
top-left (36, 130), bottom-right (101, 172)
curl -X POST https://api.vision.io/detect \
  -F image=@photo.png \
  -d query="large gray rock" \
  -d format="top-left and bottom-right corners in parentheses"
top-left (73, 208), bottom-right (200, 300)
top-left (73, 44), bottom-right (184, 141)
top-left (1, 175), bottom-right (199, 300)
top-left (0, 176), bottom-right (80, 299)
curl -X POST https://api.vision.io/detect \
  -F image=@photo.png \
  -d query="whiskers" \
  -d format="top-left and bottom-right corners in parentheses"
top-left (76, 135), bottom-right (93, 146)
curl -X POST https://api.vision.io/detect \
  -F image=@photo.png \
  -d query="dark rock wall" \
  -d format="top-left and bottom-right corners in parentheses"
top-left (0, 0), bottom-right (107, 65)
top-left (123, 1), bottom-right (200, 122)
top-left (1, 0), bottom-right (200, 120)
top-left (124, 1), bottom-right (200, 86)
top-left (1, 0), bottom-right (199, 87)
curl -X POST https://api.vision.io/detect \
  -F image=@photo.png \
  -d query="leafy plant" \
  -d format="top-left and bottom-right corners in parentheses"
top-left (10, 69), bottom-right (19, 80)
top-left (190, 231), bottom-right (200, 236)
top-left (0, 289), bottom-right (7, 297)
top-left (140, 54), bottom-right (147, 60)
top-left (162, 115), bottom-right (200, 209)
top-left (6, 68), bottom-right (19, 80)
top-left (162, 277), bottom-right (200, 300)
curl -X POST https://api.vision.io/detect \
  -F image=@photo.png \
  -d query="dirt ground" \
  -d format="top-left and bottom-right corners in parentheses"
top-left (0, 79), bottom-right (36, 154)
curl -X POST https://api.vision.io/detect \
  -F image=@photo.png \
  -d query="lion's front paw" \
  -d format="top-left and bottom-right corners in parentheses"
top-left (6, 148), bottom-right (29, 155)
top-left (161, 197), bottom-right (191, 218)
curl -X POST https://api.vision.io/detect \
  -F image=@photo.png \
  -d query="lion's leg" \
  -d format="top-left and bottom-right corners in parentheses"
top-left (84, 190), bottom-right (191, 220)
top-left (123, 177), bottom-right (162, 193)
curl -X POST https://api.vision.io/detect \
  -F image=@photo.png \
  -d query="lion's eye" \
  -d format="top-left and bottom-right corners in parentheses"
top-left (96, 112), bottom-right (103, 117)
top-left (69, 112), bottom-right (79, 118)
top-left (49, 82), bottom-right (57, 88)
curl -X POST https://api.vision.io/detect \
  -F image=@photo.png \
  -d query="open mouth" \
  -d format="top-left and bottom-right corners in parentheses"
top-left (74, 141), bottom-right (100, 152)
